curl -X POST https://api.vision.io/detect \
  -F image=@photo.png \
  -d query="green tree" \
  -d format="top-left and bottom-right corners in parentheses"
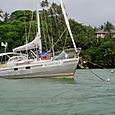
top-left (9, 10), bottom-right (33, 22)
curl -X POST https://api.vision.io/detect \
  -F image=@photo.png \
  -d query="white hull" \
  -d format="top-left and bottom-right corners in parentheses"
top-left (0, 58), bottom-right (79, 79)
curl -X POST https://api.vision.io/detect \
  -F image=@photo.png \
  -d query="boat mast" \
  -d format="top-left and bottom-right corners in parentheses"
top-left (60, 0), bottom-right (78, 53)
top-left (36, 10), bottom-right (42, 53)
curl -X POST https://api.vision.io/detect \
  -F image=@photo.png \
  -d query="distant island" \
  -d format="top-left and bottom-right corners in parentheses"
top-left (0, 1), bottom-right (115, 68)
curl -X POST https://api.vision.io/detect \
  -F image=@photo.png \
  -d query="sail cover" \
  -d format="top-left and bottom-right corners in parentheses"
top-left (13, 33), bottom-right (41, 52)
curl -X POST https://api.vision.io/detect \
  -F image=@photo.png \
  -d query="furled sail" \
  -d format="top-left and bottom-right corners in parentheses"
top-left (13, 33), bottom-right (40, 52)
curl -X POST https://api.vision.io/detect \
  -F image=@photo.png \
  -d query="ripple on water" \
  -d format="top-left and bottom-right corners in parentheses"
top-left (0, 69), bottom-right (115, 115)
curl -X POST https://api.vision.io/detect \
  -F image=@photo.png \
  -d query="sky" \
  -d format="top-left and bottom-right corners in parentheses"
top-left (0, 0), bottom-right (115, 27)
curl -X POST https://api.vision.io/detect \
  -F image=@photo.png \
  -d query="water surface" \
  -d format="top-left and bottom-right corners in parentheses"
top-left (0, 69), bottom-right (115, 115)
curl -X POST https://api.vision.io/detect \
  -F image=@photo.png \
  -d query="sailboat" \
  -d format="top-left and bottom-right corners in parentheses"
top-left (0, 0), bottom-right (80, 79)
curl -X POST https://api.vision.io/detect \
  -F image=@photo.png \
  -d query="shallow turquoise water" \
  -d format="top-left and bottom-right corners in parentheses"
top-left (0, 69), bottom-right (115, 115)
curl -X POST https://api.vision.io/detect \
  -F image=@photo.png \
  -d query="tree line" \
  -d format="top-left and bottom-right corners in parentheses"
top-left (0, 1), bottom-right (115, 68)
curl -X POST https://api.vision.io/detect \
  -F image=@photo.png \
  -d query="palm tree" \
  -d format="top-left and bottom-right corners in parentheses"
top-left (40, 0), bottom-right (49, 8)
top-left (104, 21), bottom-right (115, 39)
top-left (40, 0), bottom-right (51, 51)
top-left (0, 9), bottom-right (3, 19)
top-left (104, 21), bottom-right (114, 32)
top-left (3, 12), bottom-right (9, 22)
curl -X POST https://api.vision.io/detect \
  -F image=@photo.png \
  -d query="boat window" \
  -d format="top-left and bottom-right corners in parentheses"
top-left (14, 68), bottom-right (18, 71)
top-left (9, 57), bottom-right (18, 62)
top-left (26, 66), bottom-right (31, 69)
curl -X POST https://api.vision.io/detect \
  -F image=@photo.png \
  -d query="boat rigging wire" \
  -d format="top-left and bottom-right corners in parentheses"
top-left (51, 27), bottom-right (67, 49)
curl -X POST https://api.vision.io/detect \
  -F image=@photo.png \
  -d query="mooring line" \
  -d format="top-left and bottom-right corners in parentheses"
top-left (88, 69), bottom-right (106, 81)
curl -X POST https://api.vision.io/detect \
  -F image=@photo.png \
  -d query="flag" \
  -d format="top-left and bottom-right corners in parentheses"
top-left (1, 42), bottom-right (8, 48)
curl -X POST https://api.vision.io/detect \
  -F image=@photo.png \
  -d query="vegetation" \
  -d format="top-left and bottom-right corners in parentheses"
top-left (0, 2), bottom-right (115, 68)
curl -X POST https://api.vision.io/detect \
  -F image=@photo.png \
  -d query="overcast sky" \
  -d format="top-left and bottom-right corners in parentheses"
top-left (0, 0), bottom-right (115, 27)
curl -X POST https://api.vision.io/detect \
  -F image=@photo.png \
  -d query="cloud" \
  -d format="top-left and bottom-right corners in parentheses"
top-left (0, 0), bottom-right (115, 26)
top-left (64, 0), bottom-right (115, 26)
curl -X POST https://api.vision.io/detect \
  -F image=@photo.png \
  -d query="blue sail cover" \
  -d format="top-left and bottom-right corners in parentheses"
top-left (37, 52), bottom-right (48, 58)
top-left (53, 51), bottom-right (68, 60)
